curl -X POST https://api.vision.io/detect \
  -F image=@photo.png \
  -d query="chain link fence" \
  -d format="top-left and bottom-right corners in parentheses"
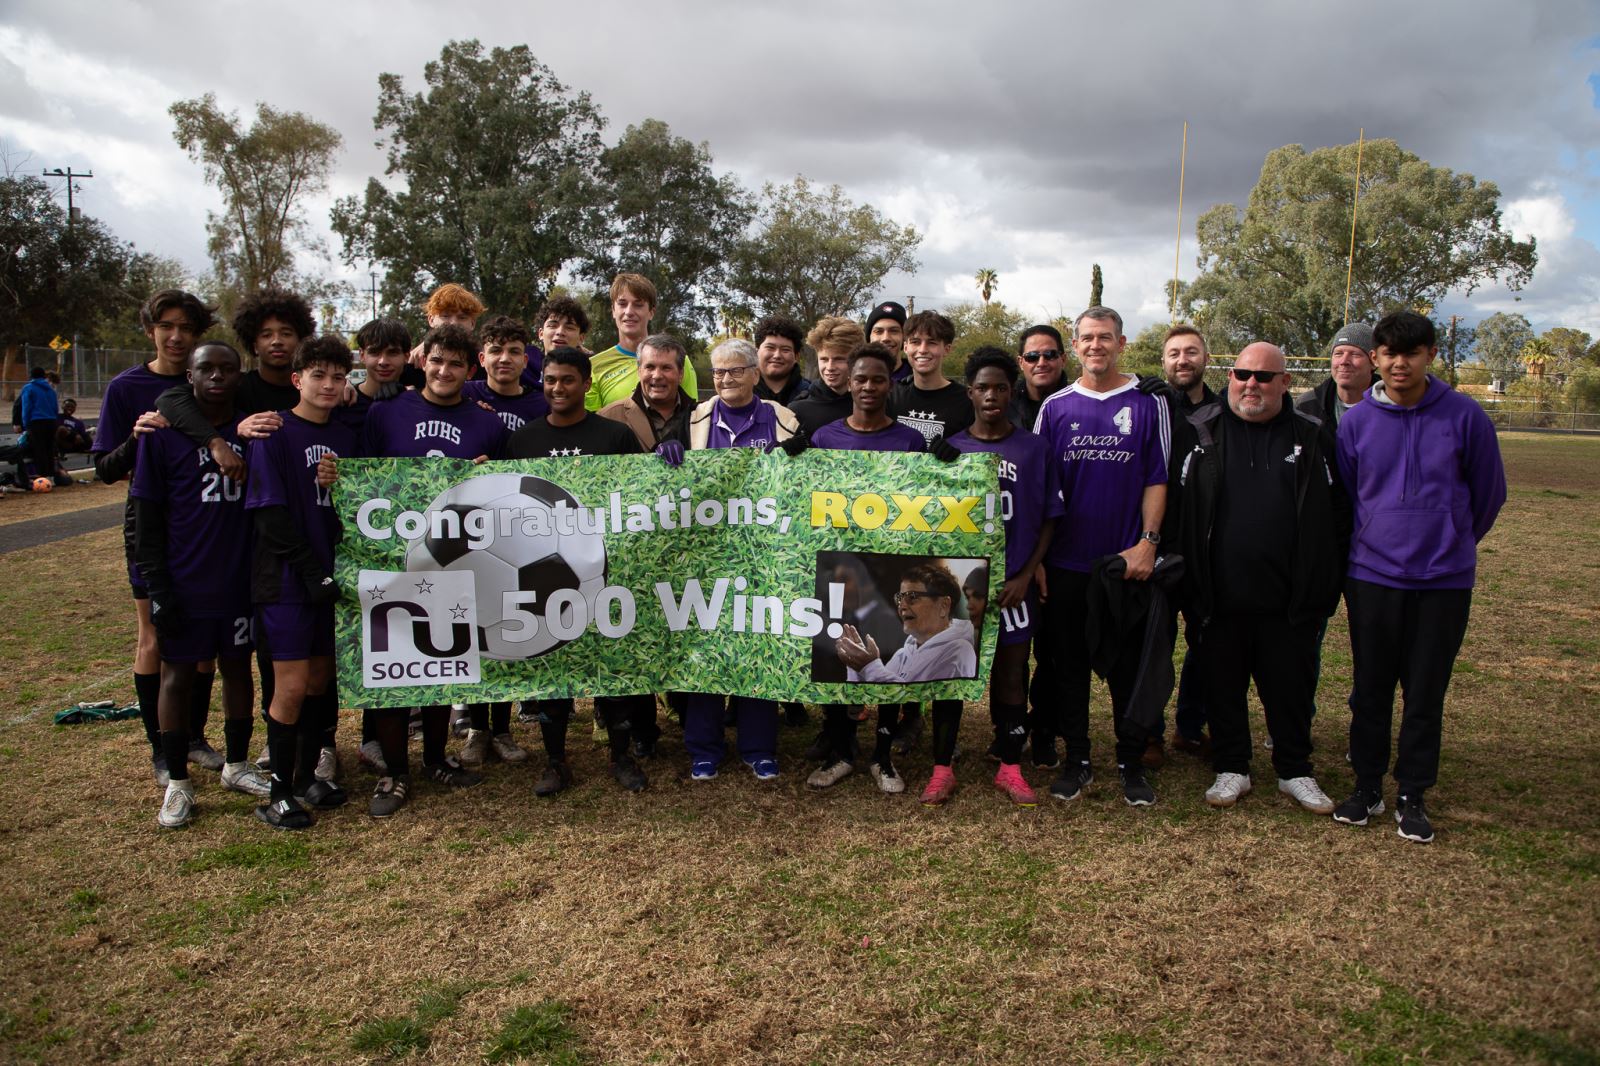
top-left (4, 345), bottom-right (150, 404)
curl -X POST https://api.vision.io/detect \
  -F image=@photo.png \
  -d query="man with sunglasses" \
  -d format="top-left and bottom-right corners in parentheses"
top-left (1010, 325), bottom-right (1070, 429)
top-left (1167, 342), bottom-right (1349, 818)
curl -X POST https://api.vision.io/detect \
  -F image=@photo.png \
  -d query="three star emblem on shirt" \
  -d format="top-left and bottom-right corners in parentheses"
top-left (548, 447), bottom-right (585, 457)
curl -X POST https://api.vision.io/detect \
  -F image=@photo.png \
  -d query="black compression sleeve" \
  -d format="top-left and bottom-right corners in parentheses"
top-left (94, 436), bottom-right (138, 484)
top-left (154, 385), bottom-right (219, 448)
top-left (131, 495), bottom-right (173, 599)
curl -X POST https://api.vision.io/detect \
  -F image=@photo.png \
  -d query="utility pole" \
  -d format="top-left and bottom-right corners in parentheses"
top-left (1447, 314), bottom-right (1459, 386)
top-left (369, 270), bottom-right (379, 320)
top-left (44, 167), bottom-right (93, 395)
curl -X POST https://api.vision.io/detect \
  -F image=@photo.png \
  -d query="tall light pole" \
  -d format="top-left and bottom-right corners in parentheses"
top-left (44, 167), bottom-right (94, 393)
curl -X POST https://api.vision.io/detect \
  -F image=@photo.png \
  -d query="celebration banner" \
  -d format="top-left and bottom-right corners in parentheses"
top-left (333, 449), bottom-right (1006, 707)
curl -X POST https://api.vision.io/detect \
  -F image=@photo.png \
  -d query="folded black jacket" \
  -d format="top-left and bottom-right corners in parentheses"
top-left (1085, 553), bottom-right (1186, 735)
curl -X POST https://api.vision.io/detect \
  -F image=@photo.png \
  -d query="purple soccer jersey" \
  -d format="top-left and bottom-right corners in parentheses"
top-left (1033, 379), bottom-right (1170, 572)
top-left (246, 411), bottom-right (358, 603)
top-left (809, 418), bottom-right (927, 453)
top-left (463, 379), bottom-right (549, 433)
top-left (361, 389), bottom-right (509, 459)
top-left (948, 427), bottom-right (1063, 579)
top-left (129, 420), bottom-right (252, 616)
top-left (92, 363), bottom-right (186, 456)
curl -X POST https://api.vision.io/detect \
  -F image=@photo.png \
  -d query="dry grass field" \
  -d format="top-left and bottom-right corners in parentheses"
top-left (0, 432), bottom-right (1596, 1064)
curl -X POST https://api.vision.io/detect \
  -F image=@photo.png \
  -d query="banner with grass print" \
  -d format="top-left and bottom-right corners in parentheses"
top-left (333, 449), bottom-right (1005, 707)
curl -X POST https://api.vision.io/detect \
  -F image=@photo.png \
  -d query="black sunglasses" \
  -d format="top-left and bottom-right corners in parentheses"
top-left (1230, 368), bottom-right (1284, 383)
top-left (1021, 350), bottom-right (1063, 363)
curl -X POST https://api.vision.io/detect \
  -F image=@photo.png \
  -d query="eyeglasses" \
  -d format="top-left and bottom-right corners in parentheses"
top-left (892, 590), bottom-right (937, 606)
top-left (1230, 368), bottom-right (1285, 383)
top-left (710, 366), bottom-right (753, 379)
top-left (1021, 350), bottom-right (1063, 363)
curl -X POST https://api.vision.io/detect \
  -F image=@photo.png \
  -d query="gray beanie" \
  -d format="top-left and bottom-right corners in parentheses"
top-left (1329, 323), bottom-right (1374, 356)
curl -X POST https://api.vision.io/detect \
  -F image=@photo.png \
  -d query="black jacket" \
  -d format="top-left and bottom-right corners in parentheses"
top-left (1294, 373), bottom-right (1377, 427)
top-left (1167, 401), bottom-right (1351, 627)
top-left (1085, 553), bottom-right (1186, 734)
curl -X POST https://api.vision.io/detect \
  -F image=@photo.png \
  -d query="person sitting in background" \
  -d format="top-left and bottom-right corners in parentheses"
top-left (56, 397), bottom-right (92, 453)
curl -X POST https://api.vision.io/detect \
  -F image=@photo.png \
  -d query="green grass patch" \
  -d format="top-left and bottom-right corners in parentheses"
top-left (484, 1000), bottom-right (586, 1064)
top-left (351, 980), bottom-right (476, 1058)
top-left (180, 836), bottom-right (311, 874)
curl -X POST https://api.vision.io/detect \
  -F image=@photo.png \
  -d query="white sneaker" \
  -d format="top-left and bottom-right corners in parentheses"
top-left (158, 779), bottom-right (195, 828)
top-left (1279, 776), bottom-right (1335, 814)
top-left (490, 733), bottom-right (527, 763)
top-left (254, 745), bottom-right (272, 772)
top-left (870, 762), bottom-right (905, 795)
top-left (460, 728), bottom-right (491, 768)
top-left (1204, 772), bottom-right (1252, 808)
top-left (359, 740), bottom-right (387, 774)
top-left (220, 761), bottom-right (272, 798)
top-left (315, 746), bottom-right (339, 782)
top-left (806, 760), bottom-right (854, 790)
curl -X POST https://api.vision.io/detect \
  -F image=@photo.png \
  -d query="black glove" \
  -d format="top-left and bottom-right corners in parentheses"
top-left (779, 432), bottom-right (809, 457)
top-left (930, 435), bottom-right (961, 463)
top-left (148, 590), bottom-right (185, 639)
top-left (304, 573), bottom-right (339, 606)
top-left (1136, 375), bottom-right (1175, 399)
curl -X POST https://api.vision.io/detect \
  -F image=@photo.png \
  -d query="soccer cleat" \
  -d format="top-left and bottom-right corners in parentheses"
top-left (690, 760), bottom-right (719, 781)
top-left (993, 763), bottom-right (1038, 807)
top-left (1278, 776), bottom-right (1335, 815)
top-left (533, 760), bottom-right (572, 797)
top-left (151, 752), bottom-right (171, 788)
top-left (1049, 763), bottom-right (1094, 802)
top-left (744, 757), bottom-right (780, 781)
top-left (369, 775), bottom-right (410, 818)
top-left (424, 758), bottom-right (483, 788)
top-left (255, 796), bottom-right (313, 831)
top-left (919, 765), bottom-right (957, 806)
top-left (1031, 736), bottom-right (1062, 771)
top-left (986, 736), bottom-right (1004, 762)
top-left (295, 780), bottom-right (348, 811)
top-left (491, 733), bottom-right (528, 764)
top-left (1120, 767), bottom-right (1156, 807)
top-left (220, 761), bottom-right (273, 798)
top-left (806, 760), bottom-right (854, 790)
top-left (459, 729), bottom-right (491, 768)
top-left (253, 745), bottom-right (272, 772)
top-left (1172, 734), bottom-right (1210, 758)
top-left (1394, 794), bottom-right (1434, 844)
top-left (1204, 772), bottom-right (1252, 808)
top-left (315, 746), bottom-right (339, 782)
top-left (450, 705), bottom-right (469, 738)
top-left (516, 702), bottom-right (538, 724)
top-left (358, 740), bottom-right (387, 775)
top-left (188, 737), bottom-right (224, 772)
top-left (158, 779), bottom-right (195, 828)
top-left (889, 712), bottom-right (922, 756)
top-left (869, 762), bottom-right (905, 795)
top-left (1141, 737), bottom-right (1165, 770)
top-left (1331, 788), bottom-right (1385, 826)
top-left (610, 757), bottom-right (648, 793)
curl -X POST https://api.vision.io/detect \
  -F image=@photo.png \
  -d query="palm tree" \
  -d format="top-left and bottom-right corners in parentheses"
top-left (974, 268), bottom-right (998, 305)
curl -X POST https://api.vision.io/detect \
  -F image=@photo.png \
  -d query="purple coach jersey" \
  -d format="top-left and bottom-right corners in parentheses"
top-left (463, 379), bottom-right (549, 433)
top-left (245, 411), bottom-right (358, 603)
top-left (1033, 378), bottom-right (1169, 572)
top-left (810, 419), bottom-right (926, 453)
top-left (361, 389), bottom-right (509, 459)
top-left (92, 363), bottom-right (186, 456)
top-left (948, 427), bottom-right (1064, 579)
top-left (129, 421), bottom-right (251, 616)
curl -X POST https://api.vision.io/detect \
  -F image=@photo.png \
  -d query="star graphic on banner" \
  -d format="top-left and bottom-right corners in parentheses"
top-left (1071, 422), bottom-right (1080, 431)
top-left (414, 578), bottom-right (434, 594)
top-left (366, 586), bottom-right (385, 600)
top-left (449, 603), bottom-right (468, 619)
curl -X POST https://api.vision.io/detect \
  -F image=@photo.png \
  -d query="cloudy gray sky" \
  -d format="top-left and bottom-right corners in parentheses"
top-left (5, 0), bottom-right (1599, 341)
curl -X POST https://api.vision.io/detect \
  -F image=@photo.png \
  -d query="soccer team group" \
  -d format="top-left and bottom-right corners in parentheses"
top-left (90, 272), bottom-right (1505, 843)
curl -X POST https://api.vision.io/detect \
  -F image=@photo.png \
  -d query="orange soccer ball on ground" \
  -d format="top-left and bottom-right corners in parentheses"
top-left (31, 477), bottom-right (54, 493)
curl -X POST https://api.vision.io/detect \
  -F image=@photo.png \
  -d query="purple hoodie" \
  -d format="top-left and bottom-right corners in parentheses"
top-left (1336, 374), bottom-right (1505, 590)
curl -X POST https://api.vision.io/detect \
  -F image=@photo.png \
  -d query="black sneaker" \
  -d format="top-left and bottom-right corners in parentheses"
top-left (986, 735), bottom-right (1004, 762)
top-left (295, 779), bottom-right (348, 810)
top-left (803, 730), bottom-right (830, 763)
top-left (1049, 762), bottom-right (1093, 802)
top-left (188, 737), bottom-right (225, 772)
top-left (1394, 794), bottom-right (1434, 843)
top-left (1031, 735), bottom-right (1062, 771)
top-left (890, 711), bottom-right (923, 756)
top-left (1121, 767), bottom-right (1156, 807)
top-left (423, 757), bottom-right (483, 788)
top-left (369, 775), bottom-right (410, 817)
top-left (254, 796), bottom-right (314, 831)
top-left (611, 757), bottom-right (648, 793)
top-left (533, 760), bottom-right (572, 797)
top-left (1331, 788), bottom-right (1385, 826)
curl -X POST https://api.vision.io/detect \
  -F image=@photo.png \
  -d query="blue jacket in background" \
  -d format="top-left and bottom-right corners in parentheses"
top-left (19, 377), bottom-right (59, 427)
top-left (1336, 374), bottom-right (1506, 590)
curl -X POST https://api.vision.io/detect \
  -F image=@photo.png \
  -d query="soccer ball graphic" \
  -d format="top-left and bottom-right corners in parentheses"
top-left (405, 473), bottom-right (607, 661)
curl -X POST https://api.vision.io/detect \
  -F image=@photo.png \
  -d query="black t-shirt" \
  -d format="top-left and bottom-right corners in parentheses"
top-left (790, 385), bottom-right (851, 437)
top-left (1212, 405), bottom-right (1298, 615)
top-left (506, 414), bottom-right (644, 459)
top-left (236, 371), bottom-right (300, 416)
top-left (890, 379), bottom-right (973, 444)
